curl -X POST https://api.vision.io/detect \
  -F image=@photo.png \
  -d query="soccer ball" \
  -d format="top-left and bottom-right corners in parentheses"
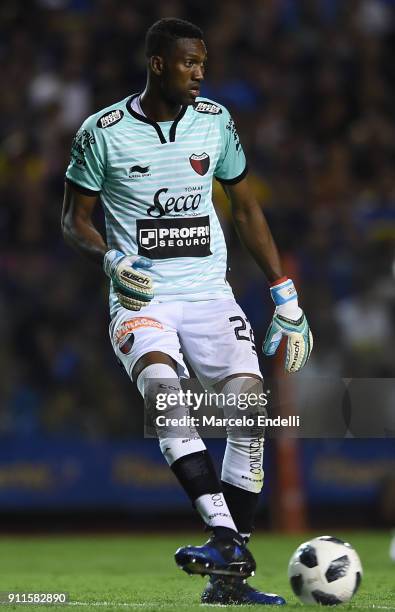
top-left (288, 536), bottom-right (362, 605)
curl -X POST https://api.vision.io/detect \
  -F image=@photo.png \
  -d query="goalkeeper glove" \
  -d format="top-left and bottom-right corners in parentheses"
top-left (103, 249), bottom-right (154, 311)
top-left (263, 277), bottom-right (313, 373)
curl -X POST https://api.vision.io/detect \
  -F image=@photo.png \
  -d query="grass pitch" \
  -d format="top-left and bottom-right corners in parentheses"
top-left (0, 532), bottom-right (393, 611)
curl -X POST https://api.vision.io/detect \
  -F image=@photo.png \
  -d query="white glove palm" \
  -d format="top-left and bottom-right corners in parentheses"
top-left (103, 249), bottom-right (154, 311)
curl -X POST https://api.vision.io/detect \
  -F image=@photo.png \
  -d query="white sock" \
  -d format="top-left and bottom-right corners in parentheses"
top-left (219, 377), bottom-right (265, 494)
top-left (222, 436), bottom-right (264, 493)
top-left (195, 493), bottom-right (237, 531)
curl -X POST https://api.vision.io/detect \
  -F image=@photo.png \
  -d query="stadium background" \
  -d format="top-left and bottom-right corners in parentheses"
top-left (1, 0), bottom-right (395, 534)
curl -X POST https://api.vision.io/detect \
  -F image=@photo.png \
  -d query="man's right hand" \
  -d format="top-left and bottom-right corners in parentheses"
top-left (103, 249), bottom-right (154, 311)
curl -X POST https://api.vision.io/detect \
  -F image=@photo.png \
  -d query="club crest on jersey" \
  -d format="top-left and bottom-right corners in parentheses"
top-left (97, 109), bottom-right (124, 128)
top-left (194, 101), bottom-right (222, 115)
top-left (190, 153), bottom-right (210, 176)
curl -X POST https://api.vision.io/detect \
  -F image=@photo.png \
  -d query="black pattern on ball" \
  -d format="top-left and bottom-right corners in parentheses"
top-left (353, 571), bottom-right (362, 595)
top-left (290, 574), bottom-right (303, 596)
top-left (312, 590), bottom-right (342, 605)
top-left (319, 536), bottom-right (351, 547)
top-left (299, 544), bottom-right (318, 568)
top-left (325, 555), bottom-right (350, 582)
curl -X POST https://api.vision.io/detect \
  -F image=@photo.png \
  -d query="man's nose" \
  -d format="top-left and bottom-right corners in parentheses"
top-left (194, 66), bottom-right (204, 81)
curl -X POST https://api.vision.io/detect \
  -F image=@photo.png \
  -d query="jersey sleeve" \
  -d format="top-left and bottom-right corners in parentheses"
top-left (214, 107), bottom-right (248, 184)
top-left (65, 116), bottom-right (105, 193)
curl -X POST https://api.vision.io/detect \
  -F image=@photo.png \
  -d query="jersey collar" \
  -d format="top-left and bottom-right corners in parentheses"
top-left (126, 93), bottom-right (187, 144)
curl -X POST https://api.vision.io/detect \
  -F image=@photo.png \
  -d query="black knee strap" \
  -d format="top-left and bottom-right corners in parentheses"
top-left (171, 450), bottom-right (221, 502)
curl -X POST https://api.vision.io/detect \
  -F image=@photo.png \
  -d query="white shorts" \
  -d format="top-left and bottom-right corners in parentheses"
top-left (109, 298), bottom-right (262, 388)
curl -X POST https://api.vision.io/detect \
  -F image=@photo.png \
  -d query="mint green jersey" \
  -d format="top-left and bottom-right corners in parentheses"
top-left (65, 94), bottom-right (248, 317)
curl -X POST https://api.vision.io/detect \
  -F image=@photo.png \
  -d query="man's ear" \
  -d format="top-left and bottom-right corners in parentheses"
top-left (150, 55), bottom-right (164, 76)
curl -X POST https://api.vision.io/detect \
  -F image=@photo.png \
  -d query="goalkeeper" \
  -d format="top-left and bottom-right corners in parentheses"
top-left (62, 17), bottom-right (312, 607)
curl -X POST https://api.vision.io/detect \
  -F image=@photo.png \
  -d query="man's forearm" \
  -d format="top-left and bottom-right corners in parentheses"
top-left (232, 201), bottom-right (283, 284)
top-left (62, 217), bottom-right (107, 265)
top-left (61, 183), bottom-right (108, 265)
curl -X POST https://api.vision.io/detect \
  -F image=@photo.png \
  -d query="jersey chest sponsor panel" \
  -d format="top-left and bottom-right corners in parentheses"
top-left (137, 216), bottom-right (211, 259)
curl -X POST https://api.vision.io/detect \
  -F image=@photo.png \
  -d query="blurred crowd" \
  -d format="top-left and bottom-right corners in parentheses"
top-left (1, 0), bottom-right (395, 439)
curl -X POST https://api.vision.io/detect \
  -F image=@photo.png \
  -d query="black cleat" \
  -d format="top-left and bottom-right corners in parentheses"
top-left (201, 575), bottom-right (286, 605)
top-left (175, 533), bottom-right (256, 578)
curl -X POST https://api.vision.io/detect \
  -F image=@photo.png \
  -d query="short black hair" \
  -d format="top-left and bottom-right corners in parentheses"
top-left (145, 18), bottom-right (203, 58)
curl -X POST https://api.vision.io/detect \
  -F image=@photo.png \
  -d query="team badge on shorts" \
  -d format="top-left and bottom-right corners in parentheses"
top-left (189, 153), bottom-right (210, 176)
top-left (119, 333), bottom-right (134, 354)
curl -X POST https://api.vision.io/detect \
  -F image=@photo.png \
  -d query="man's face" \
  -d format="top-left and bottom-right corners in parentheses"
top-left (161, 38), bottom-right (207, 105)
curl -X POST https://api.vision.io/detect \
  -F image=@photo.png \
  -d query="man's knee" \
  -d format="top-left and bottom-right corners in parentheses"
top-left (215, 374), bottom-right (266, 426)
top-left (215, 373), bottom-right (262, 390)
top-left (132, 351), bottom-right (177, 382)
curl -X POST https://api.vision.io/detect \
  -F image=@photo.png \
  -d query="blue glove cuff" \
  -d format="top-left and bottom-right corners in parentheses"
top-left (270, 278), bottom-right (298, 306)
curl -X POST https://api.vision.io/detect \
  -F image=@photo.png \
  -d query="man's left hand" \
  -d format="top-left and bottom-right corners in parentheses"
top-left (262, 278), bottom-right (313, 373)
